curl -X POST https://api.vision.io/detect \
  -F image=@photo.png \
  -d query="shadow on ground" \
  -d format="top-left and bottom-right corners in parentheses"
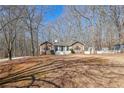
top-left (0, 55), bottom-right (124, 88)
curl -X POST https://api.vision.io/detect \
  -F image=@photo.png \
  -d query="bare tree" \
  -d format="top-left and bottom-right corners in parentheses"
top-left (0, 6), bottom-right (24, 60)
top-left (23, 6), bottom-right (43, 56)
top-left (109, 6), bottom-right (124, 44)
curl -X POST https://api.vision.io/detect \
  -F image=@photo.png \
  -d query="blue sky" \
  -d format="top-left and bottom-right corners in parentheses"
top-left (43, 5), bottom-right (64, 22)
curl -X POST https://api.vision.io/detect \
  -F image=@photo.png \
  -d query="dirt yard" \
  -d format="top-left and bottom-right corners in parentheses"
top-left (0, 54), bottom-right (124, 88)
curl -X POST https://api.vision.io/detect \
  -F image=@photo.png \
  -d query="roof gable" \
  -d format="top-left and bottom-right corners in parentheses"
top-left (70, 41), bottom-right (84, 46)
top-left (40, 41), bottom-right (53, 46)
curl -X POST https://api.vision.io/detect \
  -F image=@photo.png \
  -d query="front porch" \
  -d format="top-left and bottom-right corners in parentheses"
top-left (54, 46), bottom-right (71, 55)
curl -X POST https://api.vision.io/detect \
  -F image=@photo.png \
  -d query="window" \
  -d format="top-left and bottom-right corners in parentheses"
top-left (55, 46), bottom-right (58, 51)
top-left (61, 46), bottom-right (64, 51)
top-left (75, 46), bottom-right (81, 50)
top-left (67, 46), bottom-right (69, 51)
top-left (46, 46), bottom-right (49, 50)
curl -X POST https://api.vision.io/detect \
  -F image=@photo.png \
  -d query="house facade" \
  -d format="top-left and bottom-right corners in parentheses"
top-left (40, 41), bottom-right (54, 55)
top-left (113, 44), bottom-right (124, 53)
top-left (70, 42), bottom-right (84, 53)
top-left (40, 41), bottom-right (84, 55)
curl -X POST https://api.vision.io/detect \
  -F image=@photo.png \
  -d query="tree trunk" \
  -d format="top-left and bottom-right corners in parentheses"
top-left (119, 32), bottom-right (121, 44)
top-left (8, 49), bottom-right (12, 60)
top-left (36, 31), bottom-right (39, 56)
top-left (30, 29), bottom-right (35, 56)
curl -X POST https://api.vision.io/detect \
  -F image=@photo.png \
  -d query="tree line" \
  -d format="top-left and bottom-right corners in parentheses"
top-left (0, 6), bottom-right (124, 60)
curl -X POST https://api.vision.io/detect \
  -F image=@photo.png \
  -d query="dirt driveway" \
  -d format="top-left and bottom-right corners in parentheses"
top-left (0, 54), bottom-right (124, 88)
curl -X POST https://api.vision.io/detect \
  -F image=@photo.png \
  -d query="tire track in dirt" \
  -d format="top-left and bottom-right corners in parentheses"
top-left (1, 56), bottom-right (124, 87)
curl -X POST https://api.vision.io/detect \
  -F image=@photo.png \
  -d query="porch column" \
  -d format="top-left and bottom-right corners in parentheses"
top-left (64, 46), bottom-right (67, 51)
top-left (57, 46), bottom-right (60, 51)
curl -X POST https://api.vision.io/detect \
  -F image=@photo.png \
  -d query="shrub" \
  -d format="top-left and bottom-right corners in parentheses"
top-left (70, 49), bottom-right (75, 54)
top-left (50, 50), bottom-right (55, 54)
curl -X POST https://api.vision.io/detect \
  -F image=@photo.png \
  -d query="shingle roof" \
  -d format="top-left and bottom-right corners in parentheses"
top-left (40, 41), bottom-right (53, 46)
top-left (70, 41), bottom-right (84, 46)
top-left (53, 42), bottom-right (72, 46)
top-left (114, 43), bottom-right (124, 46)
top-left (40, 41), bottom-right (84, 46)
